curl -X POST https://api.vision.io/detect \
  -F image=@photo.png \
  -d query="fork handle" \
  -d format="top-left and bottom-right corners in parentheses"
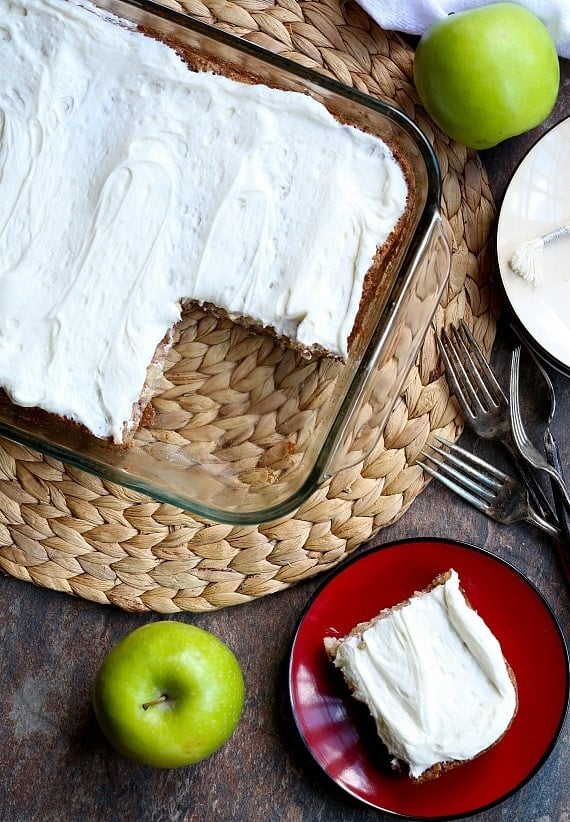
top-left (544, 432), bottom-right (570, 588)
top-left (525, 507), bottom-right (562, 540)
top-left (503, 437), bottom-right (559, 526)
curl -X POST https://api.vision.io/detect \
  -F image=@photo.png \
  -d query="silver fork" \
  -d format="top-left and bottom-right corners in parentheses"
top-left (416, 436), bottom-right (560, 538)
top-left (509, 345), bottom-right (570, 508)
top-left (437, 321), bottom-right (556, 523)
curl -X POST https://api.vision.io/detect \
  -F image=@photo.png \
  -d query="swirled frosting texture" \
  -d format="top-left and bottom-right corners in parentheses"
top-left (328, 570), bottom-right (517, 778)
top-left (0, 0), bottom-right (407, 442)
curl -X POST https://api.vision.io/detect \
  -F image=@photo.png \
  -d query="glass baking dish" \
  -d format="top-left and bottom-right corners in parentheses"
top-left (0, 0), bottom-right (450, 524)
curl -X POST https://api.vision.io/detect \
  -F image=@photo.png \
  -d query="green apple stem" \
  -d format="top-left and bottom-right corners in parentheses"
top-left (142, 694), bottom-right (168, 710)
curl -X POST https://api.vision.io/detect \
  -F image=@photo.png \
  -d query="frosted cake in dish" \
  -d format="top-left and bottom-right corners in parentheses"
top-left (324, 569), bottom-right (518, 781)
top-left (0, 0), bottom-right (410, 443)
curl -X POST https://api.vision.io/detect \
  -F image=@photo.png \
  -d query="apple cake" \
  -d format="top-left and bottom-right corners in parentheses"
top-left (324, 569), bottom-right (518, 781)
top-left (0, 0), bottom-right (410, 442)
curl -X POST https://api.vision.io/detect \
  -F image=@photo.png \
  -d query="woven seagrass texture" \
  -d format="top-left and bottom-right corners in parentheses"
top-left (0, 0), bottom-right (498, 612)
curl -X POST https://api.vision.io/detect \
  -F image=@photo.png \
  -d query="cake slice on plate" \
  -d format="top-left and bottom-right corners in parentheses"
top-left (324, 569), bottom-right (518, 781)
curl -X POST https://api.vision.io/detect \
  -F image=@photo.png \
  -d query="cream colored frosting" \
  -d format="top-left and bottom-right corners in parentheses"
top-left (328, 569), bottom-right (517, 779)
top-left (0, 0), bottom-right (407, 442)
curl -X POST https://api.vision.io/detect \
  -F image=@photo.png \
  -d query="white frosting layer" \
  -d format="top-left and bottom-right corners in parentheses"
top-left (0, 0), bottom-right (408, 442)
top-left (329, 570), bottom-right (517, 778)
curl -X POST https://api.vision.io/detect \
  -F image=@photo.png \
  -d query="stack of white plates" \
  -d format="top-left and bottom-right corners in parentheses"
top-left (497, 117), bottom-right (570, 376)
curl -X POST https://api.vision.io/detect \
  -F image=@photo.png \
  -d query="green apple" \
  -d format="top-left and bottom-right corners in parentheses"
top-left (413, 3), bottom-right (560, 149)
top-left (93, 621), bottom-right (245, 768)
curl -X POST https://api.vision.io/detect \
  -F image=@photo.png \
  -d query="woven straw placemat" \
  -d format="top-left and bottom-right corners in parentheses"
top-left (0, 0), bottom-right (498, 612)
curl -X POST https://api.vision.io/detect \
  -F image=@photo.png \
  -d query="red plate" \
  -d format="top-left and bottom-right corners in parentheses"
top-left (289, 538), bottom-right (569, 818)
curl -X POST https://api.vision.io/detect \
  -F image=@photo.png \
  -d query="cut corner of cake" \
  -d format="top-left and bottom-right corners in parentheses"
top-left (0, 0), bottom-right (411, 445)
top-left (323, 568), bottom-right (518, 782)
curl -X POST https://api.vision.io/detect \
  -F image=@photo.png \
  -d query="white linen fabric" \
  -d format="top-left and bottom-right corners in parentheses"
top-left (354, 0), bottom-right (570, 58)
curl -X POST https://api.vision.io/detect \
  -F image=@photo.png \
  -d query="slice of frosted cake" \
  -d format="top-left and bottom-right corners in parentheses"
top-left (324, 569), bottom-right (518, 781)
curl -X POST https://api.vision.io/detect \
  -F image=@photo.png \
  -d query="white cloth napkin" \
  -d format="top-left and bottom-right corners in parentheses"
top-left (354, 0), bottom-right (570, 58)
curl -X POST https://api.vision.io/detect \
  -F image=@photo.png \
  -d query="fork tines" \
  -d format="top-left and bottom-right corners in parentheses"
top-left (437, 321), bottom-right (505, 418)
top-left (417, 435), bottom-right (561, 538)
top-left (418, 436), bottom-right (507, 513)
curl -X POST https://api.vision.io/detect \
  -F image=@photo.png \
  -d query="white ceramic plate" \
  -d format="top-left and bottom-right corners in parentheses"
top-left (497, 118), bottom-right (570, 374)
